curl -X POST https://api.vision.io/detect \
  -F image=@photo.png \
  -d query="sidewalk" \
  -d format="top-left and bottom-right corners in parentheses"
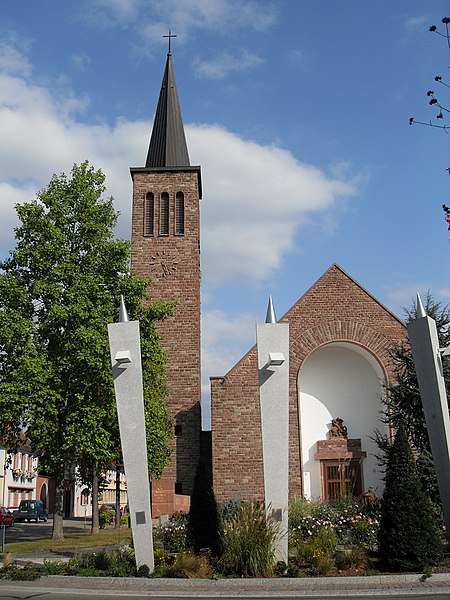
top-left (2, 551), bottom-right (450, 597)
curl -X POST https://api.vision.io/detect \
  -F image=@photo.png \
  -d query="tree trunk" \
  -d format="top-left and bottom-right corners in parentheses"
top-left (91, 462), bottom-right (99, 534)
top-left (52, 466), bottom-right (65, 540)
top-left (115, 468), bottom-right (121, 528)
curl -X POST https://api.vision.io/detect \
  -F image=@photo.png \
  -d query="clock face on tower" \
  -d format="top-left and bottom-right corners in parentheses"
top-left (149, 250), bottom-right (178, 278)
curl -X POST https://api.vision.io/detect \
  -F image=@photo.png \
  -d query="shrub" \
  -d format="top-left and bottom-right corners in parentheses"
top-left (42, 559), bottom-right (71, 575)
top-left (288, 497), bottom-right (313, 530)
top-left (158, 511), bottom-right (188, 553)
top-left (378, 425), bottom-right (444, 572)
top-left (309, 553), bottom-right (336, 576)
top-left (44, 547), bottom-right (136, 577)
top-left (296, 526), bottom-right (337, 575)
top-left (289, 496), bottom-right (380, 550)
top-left (0, 563), bottom-right (41, 581)
top-left (166, 551), bottom-right (213, 579)
top-left (219, 501), bottom-right (279, 577)
top-left (335, 545), bottom-right (368, 571)
top-left (99, 505), bottom-right (114, 528)
top-left (107, 547), bottom-right (135, 577)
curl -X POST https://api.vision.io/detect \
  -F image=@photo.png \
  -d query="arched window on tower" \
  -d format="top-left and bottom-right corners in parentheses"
top-left (144, 192), bottom-right (154, 236)
top-left (175, 192), bottom-right (185, 235)
top-left (160, 192), bottom-right (169, 236)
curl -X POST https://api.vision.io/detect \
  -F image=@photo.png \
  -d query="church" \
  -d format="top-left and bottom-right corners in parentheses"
top-left (130, 48), bottom-right (406, 516)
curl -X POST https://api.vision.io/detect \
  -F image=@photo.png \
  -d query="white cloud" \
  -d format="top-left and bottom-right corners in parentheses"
top-left (0, 41), bottom-right (33, 77)
top-left (201, 307), bottom-right (257, 428)
top-left (289, 48), bottom-right (306, 67)
top-left (193, 49), bottom-right (263, 79)
top-left (188, 124), bottom-right (359, 286)
top-left (404, 16), bottom-right (428, 34)
top-left (80, 0), bottom-right (144, 28)
top-left (81, 0), bottom-right (276, 44)
top-left (70, 53), bottom-right (92, 72)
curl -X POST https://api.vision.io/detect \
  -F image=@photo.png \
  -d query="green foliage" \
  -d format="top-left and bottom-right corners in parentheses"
top-left (0, 563), bottom-right (41, 581)
top-left (291, 525), bottom-right (337, 576)
top-left (288, 496), bottom-right (313, 529)
top-left (219, 501), bottom-right (279, 578)
top-left (153, 547), bottom-right (176, 577)
top-left (289, 496), bottom-right (380, 550)
top-left (0, 161), bottom-right (174, 530)
top-left (378, 426), bottom-right (444, 572)
top-left (99, 505), bottom-right (114, 527)
top-left (42, 559), bottom-right (71, 575)
top-left (335, 545), bottom-right (368, 571)
top-left (156, 511), bottom-right (189, 553)
top-left (42, 547), bottom-right (136, 577)
top-left (186, 455), bottom-right (223, 557)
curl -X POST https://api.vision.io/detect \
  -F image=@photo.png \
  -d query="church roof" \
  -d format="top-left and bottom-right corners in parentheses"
top-left (145, 52), bottom-right (190, 168)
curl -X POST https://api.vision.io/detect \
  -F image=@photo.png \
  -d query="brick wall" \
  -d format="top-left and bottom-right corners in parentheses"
top-left (211, 264), bottom-right (407, 503)
top-left (131, 169), bottom-right (201, 502)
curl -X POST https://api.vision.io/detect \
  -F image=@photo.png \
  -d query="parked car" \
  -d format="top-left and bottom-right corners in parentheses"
top-left (0, 506), bottom-right (14, 527)
top-left (13, 500), bottom-right (48, 522)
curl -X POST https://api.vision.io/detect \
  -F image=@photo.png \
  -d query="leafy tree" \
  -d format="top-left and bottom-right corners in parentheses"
top-left (0, 161), bottom-right (174, 539)
top-left (378, 425), bottom-right (444, 572)
top-left (186, 454), bottom-right (223, 557)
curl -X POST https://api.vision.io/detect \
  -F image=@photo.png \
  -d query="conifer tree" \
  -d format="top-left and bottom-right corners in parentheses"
top-left (186, 454), bottom-right (223, 557)
top-left (378, 425), bottom-right (444, 572)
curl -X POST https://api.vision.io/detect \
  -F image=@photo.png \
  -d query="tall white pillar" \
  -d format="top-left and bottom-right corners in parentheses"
top-left (407, 295), bottom-right (450, 543)
top-left (256, 296), bottom-right (289, 564)
top-left (107, 299), bottom-right (154, 572)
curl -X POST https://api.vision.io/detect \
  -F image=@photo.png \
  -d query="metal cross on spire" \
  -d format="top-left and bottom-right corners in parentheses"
top-left (163, 30), bottom-right (177, 54)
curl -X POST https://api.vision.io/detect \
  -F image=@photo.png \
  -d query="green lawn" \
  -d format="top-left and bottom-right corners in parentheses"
top-left (2, 527), bottom-right (132, 555)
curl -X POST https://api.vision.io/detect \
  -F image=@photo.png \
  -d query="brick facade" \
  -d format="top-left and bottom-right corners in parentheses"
top-left (211, 263), bottom-right (407, 503)
top-left (130, 168), bottom-right (201, 507)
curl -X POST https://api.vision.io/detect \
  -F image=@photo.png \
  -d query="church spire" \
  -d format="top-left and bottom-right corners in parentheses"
top-left (145, 47), bottom-right (190, 168)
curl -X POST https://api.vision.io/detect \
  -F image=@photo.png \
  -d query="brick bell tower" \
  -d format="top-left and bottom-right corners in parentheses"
top-left (130, 45), bottom-right (202, 515)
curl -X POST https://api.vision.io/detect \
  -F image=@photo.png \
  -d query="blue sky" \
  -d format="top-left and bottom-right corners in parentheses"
top-left (1, 1), bottom-right (448, 428)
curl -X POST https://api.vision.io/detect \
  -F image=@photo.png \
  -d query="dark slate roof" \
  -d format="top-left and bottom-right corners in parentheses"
top-left (145, 53), bottom-right (190, 168)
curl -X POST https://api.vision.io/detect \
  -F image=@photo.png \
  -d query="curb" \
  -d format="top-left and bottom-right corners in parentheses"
top-left (1, 567), bottom-right (450, 596)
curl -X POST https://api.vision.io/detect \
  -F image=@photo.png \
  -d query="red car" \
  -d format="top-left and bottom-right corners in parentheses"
top-left (0, 506), bottom-right (14, 527)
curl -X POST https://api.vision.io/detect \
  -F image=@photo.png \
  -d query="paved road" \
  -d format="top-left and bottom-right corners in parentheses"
top-left (0, 580), bottom-right (450, 600)
top-left (3, 516), bottom-right (92, 545)
top-left (1, 593), bottom-right (449, 600)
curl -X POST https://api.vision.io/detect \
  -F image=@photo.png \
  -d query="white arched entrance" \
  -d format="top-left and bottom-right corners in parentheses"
top-left (299, 342), bottom-right (388, 500)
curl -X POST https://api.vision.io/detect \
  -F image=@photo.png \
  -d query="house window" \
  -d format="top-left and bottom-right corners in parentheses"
top-left (175, 192), bottom-right (184, 235)
top-left (322, 460), bottom-right (363, 500)
top-left (159, 192), bottom-right (169, 236)
top-left (144, 193), bottom-right (154, 236)
top-left (174, 482), bottom-right (183, 494)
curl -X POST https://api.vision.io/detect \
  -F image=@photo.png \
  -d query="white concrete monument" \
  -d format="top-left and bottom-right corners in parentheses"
top-left (407, 293), bottom-right (450, 543)
top-left (256, 295), bottom-right (290, 564)
top-left (107, 297), bottom-right (154, 572)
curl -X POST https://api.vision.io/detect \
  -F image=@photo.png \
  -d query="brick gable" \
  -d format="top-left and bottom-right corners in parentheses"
top-left (211, 264), bottom-right (406, 502)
